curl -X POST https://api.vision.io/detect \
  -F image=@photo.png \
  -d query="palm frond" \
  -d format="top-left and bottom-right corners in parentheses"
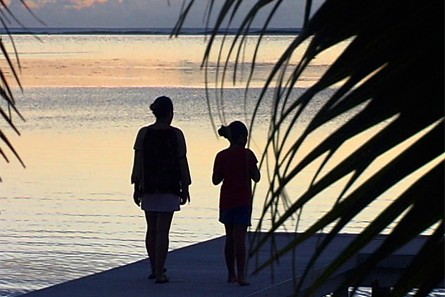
top-left (0, 0), bottom-right (38, 179)
top-left (173, 0), bottom-right (443, 294)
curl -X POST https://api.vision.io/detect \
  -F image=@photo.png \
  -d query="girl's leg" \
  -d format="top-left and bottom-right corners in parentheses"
top-left (154, 211), bottom-right (174, 282)
top-left (224, 224), bottom-right (237, 282)
top-left (233, 225), bottom-right (249, 285)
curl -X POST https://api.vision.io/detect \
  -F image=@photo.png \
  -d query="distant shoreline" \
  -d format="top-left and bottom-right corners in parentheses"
top-left (0, 27), bottom-right (301, 36)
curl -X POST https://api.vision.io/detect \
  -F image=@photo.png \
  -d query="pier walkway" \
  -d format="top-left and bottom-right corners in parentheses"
top-left (20, 233), bottom-right (438, 297)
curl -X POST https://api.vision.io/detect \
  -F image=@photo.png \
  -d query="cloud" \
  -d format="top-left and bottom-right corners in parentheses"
top-left (20, 0), bottom-right (114, 10)
top-left (67, 0), bottom-right (108, 10)
top-left (21, 1), bottom-right (54, 9)
top-left (2, 0), bottom-right (307, 29)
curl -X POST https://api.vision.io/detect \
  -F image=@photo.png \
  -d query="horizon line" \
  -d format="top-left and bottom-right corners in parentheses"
top-left (0, 26), bottom-right (301, 36)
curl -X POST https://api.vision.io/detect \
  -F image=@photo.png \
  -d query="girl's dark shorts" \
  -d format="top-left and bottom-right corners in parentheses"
top-left (219, 206), bottom-right (252, 226)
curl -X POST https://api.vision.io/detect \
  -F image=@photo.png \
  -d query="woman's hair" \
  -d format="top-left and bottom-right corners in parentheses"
top-left (150, 96), bottom-right (173, 118)
top-left (218, 121), bottom-right (248, 142)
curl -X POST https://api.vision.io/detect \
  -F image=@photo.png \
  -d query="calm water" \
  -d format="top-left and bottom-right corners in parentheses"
top-left (0, 86), bottom-right (318, 295)
top-left (0, 35), bottom-right (433, 296)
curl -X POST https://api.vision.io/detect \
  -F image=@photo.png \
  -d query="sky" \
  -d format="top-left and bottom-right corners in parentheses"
top-left (2, 0), bottom-right (322, 29)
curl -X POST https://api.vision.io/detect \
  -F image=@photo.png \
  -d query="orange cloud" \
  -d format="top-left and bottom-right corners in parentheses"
top-left (23, 1), bottom-right (44, 9)
top-left (15, 0), bottom-right (112, 10)
top-left (69, 0), bottom-right (108, 10)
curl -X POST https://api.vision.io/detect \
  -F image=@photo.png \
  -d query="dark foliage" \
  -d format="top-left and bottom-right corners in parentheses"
top-left (173, 0), bottom-right (444, 295)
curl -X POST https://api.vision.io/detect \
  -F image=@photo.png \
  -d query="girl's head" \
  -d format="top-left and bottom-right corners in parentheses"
top-left (218, 121), bottom-right (248, 146)
top-left (150, 96), bottom-right (174, 120)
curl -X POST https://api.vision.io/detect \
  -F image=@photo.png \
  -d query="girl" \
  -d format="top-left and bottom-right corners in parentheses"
top-left (212, 121), bottom-right (260, 286)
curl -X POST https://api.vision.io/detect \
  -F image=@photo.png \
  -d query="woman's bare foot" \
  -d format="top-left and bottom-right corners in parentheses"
top-left (227, 275), bottom-right (237, 283)
top-left (155, 274), bottom-right (169, 284)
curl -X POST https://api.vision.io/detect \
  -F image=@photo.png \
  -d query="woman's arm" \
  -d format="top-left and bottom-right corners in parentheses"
top-left (176, 129), bottom-right (192, 204)
top-left (131, 128), bottom-right (146, 185)
top-left (131, 150), bottom-right (143, 185)
top-left (176, 129), bottom-right (192, 187)
top-left (212, 152), bottom-right (223, 185)
top-left (212, 171), bottom-right (223, 185)
top-left (131, 150), bottom-right (143, 206)
top-left (130, 128), bottom-right (146, 206)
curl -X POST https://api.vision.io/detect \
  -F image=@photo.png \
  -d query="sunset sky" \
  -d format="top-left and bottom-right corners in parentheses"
top-left (4, 0), bottom-right (323, 29)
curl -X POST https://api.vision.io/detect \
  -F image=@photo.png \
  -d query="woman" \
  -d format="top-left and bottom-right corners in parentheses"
top-left (212, 121), bottom-right (260, 286)
top-left (131, 96), bottom-right (191, 284)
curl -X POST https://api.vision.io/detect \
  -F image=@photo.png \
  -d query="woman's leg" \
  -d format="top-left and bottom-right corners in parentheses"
top-left (233, 225), bottom-right (249, 285)
top-left (154, 211), bottom-right (174, 281)
top-left (146, 211), bottom-right (157, 276)
top-left (224, 224), bottom-right (237, 282)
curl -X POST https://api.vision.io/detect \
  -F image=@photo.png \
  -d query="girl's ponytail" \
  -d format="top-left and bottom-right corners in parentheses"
top-left (218, 125), bottom-right (231, 140)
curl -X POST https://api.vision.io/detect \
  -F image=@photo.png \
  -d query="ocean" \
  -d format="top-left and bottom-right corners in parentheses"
top-left (0, 32), bottom-right (437, 296)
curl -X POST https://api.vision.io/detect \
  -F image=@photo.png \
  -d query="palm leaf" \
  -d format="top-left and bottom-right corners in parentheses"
top-left (0, 0), bottom-right (39, 178)
top-left (174, 0), bottom-right (443, 294)
top-left (251, 121), bottom-right (443, 270)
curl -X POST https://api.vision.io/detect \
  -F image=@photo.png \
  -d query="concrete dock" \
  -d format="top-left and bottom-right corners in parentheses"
top-left (20, 233), bottom-right (439, 297)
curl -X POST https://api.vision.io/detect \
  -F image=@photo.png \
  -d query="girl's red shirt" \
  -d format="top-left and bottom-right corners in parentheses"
top-left (213, 146), bottom-right (258, 209)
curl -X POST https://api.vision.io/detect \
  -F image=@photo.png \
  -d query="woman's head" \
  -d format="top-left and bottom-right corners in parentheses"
top-left (218, 121), bottom-right (248, 146)
top-left (150, 96), bottom-right (173, 119)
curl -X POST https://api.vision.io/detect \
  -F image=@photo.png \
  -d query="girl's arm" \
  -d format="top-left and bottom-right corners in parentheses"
top-left (250, 165), bottom-right (261, 183)
top-left (248, 150), bottom-right (261, 182)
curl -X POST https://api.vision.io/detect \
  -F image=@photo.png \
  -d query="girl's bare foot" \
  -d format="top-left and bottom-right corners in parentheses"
top-left (227, 275), bottom-right (237, 283)
top-left (238, 278), bottom-right (250, 286)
